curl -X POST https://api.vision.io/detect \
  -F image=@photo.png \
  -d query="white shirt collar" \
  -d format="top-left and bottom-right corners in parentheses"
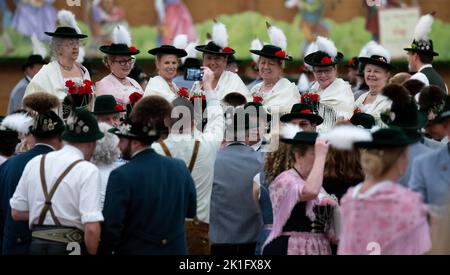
top-left (418, 64), bottom-right (433, 72)
top-left (64, 144), bottom-right (85, 160)
top-left (352, 180), bottom-right (394, 199)
top-left (251, 141), bottom-right (263, 151)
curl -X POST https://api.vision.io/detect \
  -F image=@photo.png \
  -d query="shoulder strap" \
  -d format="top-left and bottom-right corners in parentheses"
top-left (159, 141), bottom-right (172, 157)
top-left (38, 156), bottom-right (84, 226)
top-left (188, 140), bottom-right (200, 173)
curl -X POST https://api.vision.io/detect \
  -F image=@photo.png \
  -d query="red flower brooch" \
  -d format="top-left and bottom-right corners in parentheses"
top-left (253, 96), bottom-right (263, 103)
top-left (320, 56), bottom-right (332, 65)
top-left (129, 92), bottom-right (143, 106)
top-left (178, 87), bottom-right (190, 98)
top-left (275, 50), bottom-right (287, 58)
top-left (300, 109), bottom-right (312, 114)
top-left (223, 47), bottom-right (234, 53)
top-left (129, 46), bottom-right (138, 53)
top-left (301, 93), bottom-right (320, 103)
top-left (354, 107), bottom-right (362, 114)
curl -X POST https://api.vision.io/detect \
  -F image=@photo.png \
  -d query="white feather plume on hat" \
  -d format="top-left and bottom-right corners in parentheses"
top-left (281, 123), bottom-right (302, 139)
top-left (31, 34), bottom-right (47, 59)
top-left (250, 38), bottom-right (263, 62)
top-left (298, 73), bottom-right (310, 92)
top-left (1, 113), bottom-right (33, 135)
top-left (267, 23), bottom-right (287, 51)
top-left (182, 41), bottom-right (198, 64)
top-left (173, 34), bottom-right (188, 50)
top-left (316, 36), bottom-right (337, 58)
top-left (358, 41), bottom-right (378, 58)
top-left (57, 9), bottom-right (81, 34)
top-left (366, 43), bottom-right (391, 62)
top-left (414, 14), bottom-right (434, 41)
top-left (320, 125), bottom-right (372, 150)
top-left (212, 21), bottom-right (228, 48)
top-left (112, 25), bottom-right (132, 46)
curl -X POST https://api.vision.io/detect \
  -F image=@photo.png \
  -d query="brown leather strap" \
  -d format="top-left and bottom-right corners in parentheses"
top-left (159, 141), bottom-right (172, 157)
top-left (38, 155), bottom-right (84, 226)
top-left (188, 140), bottom-right (200, 173)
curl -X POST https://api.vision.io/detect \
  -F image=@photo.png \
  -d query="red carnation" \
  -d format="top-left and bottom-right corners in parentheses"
top-left (348, 59), bottom-right (355, 66)
top-left (178, 87), bottom-right (189, 98)
top-left (300, 109), bottom-right (312, 114)
top-left (311, 94), bottom-right (320, 102)
top-left (321, 56), bottom-right (332, 65)
top-left (68, 87), bottom-right (77, 95)
top-left (129, 46), bottom-right (138, 53)
top-left (253, 96), bottom-right (263, 103)
top-left (115, 104), bottom-right (124, 111)
top-left (275, 50), bottom-right (287, 58)
top-left (129, 92), bottom-right (143, 105)
top-left (65, 80), bottom-right (75, 88)
top-left (223, 47), bottom-right (234, 53)
top-left (354, 107), bottom-right (362, 114)
top-left (83, 80), bottom-right (94, 94)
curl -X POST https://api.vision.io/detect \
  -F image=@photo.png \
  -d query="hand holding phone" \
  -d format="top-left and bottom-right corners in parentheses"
top-left (184, 67), bottom-right (204, 81)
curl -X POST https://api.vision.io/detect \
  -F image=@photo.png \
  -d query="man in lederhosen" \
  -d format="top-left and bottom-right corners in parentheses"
top-left (0, 93), bottom-right (64, 255)
top-left (10, 108), bottom-right (104, 255)
top-left (152, 67), bottom-right (223, 255)
top-left (101, 96), bottom-right (197, 255)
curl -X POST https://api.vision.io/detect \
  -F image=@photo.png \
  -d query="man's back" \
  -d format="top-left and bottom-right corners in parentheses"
top-left (101, 149), bottom-right (196, 255)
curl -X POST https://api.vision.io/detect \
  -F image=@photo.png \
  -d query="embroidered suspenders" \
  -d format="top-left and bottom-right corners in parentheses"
top-left (159, 140), bottom-right (200, 173)
top-left (37, 155), bottom-right (84, 226)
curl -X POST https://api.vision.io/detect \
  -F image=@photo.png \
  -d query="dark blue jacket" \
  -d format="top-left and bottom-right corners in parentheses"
top-left (100, 149), bottom-right (196, 255)
top-left (0, 145), bottom-right (54, 255)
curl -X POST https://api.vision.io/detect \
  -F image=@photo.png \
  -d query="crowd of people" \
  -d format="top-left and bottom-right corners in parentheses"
top-left (0, 6), bottom-right (449, 256)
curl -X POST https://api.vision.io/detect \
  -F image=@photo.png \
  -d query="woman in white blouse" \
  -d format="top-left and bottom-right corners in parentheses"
top-left (144, 45), bottom-right (187, 102)
top-left (356, 44), bottom-right (395, 127)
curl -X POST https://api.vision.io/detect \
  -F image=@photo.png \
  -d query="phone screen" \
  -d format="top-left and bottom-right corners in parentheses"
top-left (184, 68), bottom-right (204, 81)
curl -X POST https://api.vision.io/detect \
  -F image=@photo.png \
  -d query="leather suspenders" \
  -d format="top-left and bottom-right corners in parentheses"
top-left (37, 155), bottom-right (83, 226)
top-left (159, 140), bottom-right (200, 173)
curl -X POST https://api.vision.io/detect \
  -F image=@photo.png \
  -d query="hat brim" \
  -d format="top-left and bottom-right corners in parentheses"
top-left (195, 45), bottom-right (235, 56)
top-left (99, 46), bottom-right (140, 56)
top-left (404, 48), bottom-right (439, 56)
top-left (354, 138), bottom-right (415, 148)
top-left (148, 48), bottom-right (187, 57)
top-left (61, 131), bottom-right (104, 143)
top-left (304, 52), bottom-right (344, 67)
top-left (280, 138), bottom-right (316, 145)
top-left (249, 50), bottom-right (292, 61)
top-left (108, 127), bottom-right (158, 142)
top-left (92, 109), bottom-right (127, 115)
top-left (280, 113), bottom-right (323, 125)
top-left (45, 32), bottom-right (88, 39)
top-left (359, 57), bottom-right (396, 71)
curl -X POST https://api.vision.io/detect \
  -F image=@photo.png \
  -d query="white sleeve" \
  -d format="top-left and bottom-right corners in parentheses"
top-left (202, 89), bottom-right (225, 148)
top-left (79, 165), bottom-right (104, 224)
top-left (10, 161), bottom-right (34, 212)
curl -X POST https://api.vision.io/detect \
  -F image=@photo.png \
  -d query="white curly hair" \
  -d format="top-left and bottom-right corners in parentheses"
top-left (92, 122), bottom-right (121, 165)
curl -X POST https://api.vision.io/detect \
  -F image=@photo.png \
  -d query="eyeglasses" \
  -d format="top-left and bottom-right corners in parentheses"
top-left (113, 58), bottom-right (135, 66)
top-left (313, 68), bottom-right (334, 75)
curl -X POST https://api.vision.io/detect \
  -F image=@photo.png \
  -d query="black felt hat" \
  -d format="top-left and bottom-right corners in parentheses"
top-left (359, 55), bottom-right (395, 71)
top-left (250, 45), bottom-right (292, 61)
top-left (350, 113), bottom-right (376, 130)
top-left (62, 108), bottom-right (104, 143)
top-left (148, 45), bottom-right (187, 57)
top-left (99, 43), bottom-right (140, 55)
top-left (22, 55), bottom-right (47, 70)
top-left (404, 39), bottom-right (439, 56)
top-left (92, 95), bottom-right (126, 115)
top-left (281, 131), bottom-right (318, 145)
top-left (45, 26), bottom-right (88, 39)
top-left (355, 127), bottom-right (416, 148)
top-left (280, 103), bottom-right (323, 125)
top-left (304, 51), bottom-right (344, 67)
top-left (196, 41), bottom-right (235, 56)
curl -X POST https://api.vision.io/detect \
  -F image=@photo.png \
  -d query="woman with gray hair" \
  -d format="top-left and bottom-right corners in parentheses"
top-left (91, 122), bottom-right (122, 208)
top-left (23, 10), bottom-right (92, 116)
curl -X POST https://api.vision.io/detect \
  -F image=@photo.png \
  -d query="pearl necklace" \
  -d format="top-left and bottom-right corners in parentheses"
top-left (58, 61), bottom-right (74, 71)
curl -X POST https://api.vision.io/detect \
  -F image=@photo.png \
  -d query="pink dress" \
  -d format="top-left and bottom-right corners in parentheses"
top-left (160, 0), bottom-right (197, 45)
top-left (338, 181), bottom-right (431, 255)
top-left (263, 169), bottom-right (334, 255)
top-left (95, 74), bottom-right (143, 107)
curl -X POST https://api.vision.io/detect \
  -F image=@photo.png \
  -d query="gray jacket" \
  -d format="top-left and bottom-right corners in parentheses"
top-left (209, 143), bottom-right (263, 244)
